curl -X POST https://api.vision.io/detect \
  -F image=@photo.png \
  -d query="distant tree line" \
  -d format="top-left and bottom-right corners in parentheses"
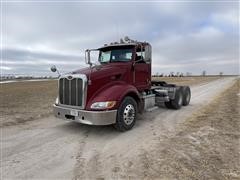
top-left (153, 71), bottom-right (224, 77)
top-left (152, 72), bottom-right (187, 77)
top-left (0, 74), bottom-right (55, 81)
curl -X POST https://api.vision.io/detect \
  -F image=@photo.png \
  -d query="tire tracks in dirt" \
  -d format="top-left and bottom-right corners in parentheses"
top-left (73, 129), bottom-right (90, 179)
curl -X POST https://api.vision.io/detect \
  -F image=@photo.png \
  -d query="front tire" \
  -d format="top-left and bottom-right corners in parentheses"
top-left (114, 96), bottom-right (137, 132)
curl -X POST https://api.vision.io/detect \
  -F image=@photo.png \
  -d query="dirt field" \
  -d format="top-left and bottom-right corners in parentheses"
top-left (1, 77), bottom-right (239, 179)
top-left (127, 79), bottom-right (240, 179)
top-left (1, 77), bottom-right (220, 127)
top-left (0, 80), bottom-right (57, 127)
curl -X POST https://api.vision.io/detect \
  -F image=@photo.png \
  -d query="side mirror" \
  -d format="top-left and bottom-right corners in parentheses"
top-left (50, 65), bottom-right (60, 77)
top-left (50, 65), bottom-right (57, 72)
top-left (85, 49), bottom-right (91, 66)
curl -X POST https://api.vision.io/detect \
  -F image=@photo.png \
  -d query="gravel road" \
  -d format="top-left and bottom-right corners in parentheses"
top-left (1, 77), bottom-right (236, 179)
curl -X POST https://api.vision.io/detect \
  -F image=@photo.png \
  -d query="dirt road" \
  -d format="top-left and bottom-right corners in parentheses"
top-left (1, 77), bottom-right (237, 179)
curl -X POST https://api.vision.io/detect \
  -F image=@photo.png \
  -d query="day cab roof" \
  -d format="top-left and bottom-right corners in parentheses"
top-left (98, 40), bottom-right (151, 51)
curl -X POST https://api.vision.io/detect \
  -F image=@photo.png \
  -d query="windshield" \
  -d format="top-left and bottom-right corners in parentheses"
top-left (99, 48), bottom-right (133, 63)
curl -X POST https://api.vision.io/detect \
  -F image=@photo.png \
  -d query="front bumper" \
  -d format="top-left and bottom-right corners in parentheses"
top-left (53, 104), bottom-right (117, 125)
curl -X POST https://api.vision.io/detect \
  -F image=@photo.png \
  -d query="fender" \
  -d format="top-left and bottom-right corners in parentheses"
top-left (86, 82), bottom-right (141, 111)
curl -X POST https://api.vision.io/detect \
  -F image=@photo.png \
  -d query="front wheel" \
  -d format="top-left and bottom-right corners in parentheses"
top-left (114, 96), bottom-right (137, 132)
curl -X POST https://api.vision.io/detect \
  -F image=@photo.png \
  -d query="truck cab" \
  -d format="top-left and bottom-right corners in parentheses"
top-left (52, 37), bottom-right (191, 131)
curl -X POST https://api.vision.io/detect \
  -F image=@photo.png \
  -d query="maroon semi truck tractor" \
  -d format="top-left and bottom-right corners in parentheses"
top-left (51, 37), bottom-right (191, 131)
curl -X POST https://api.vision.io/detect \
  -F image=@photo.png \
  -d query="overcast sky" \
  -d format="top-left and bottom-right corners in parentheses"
top-left (1, 1), bottom-right (239, 76)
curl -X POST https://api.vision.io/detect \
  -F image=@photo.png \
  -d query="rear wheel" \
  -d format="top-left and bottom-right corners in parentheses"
top-left (114, 96), bottom-right (137, 131)
top-left (182, 86), bottom-right (191, 106)
top-left (165, 87), bottom-right (183, 110)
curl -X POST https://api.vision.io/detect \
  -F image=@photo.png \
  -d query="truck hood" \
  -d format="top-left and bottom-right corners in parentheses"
top-left (70, 63), bottom-right (131, 105)
top-left (71, 63), bottom-right (129, 81)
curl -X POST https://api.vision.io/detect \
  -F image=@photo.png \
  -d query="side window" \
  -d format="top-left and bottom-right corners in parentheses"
top-left (145, 45), bottom-right (151, 64)
top-left (136, 47), bottom-right (145, 63)
top-left (100, 51), bottom-right (111, 62)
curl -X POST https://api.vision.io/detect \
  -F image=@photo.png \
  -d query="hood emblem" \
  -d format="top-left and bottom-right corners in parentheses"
top-left (67, 75), bottom-right (73, 80)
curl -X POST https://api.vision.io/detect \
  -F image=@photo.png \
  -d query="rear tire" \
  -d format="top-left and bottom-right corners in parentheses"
top-left (114, 96), bottom-right (137, 132)
top-left (165, 87), bottom-right (183, 110)
top-left (164, 101), bottom-right (173, 109)
top-left (182, 86), bottom-right (191, 106)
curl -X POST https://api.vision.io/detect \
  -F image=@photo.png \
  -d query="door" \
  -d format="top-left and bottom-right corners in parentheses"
top-left (134, 45), bottom-right (151, 91)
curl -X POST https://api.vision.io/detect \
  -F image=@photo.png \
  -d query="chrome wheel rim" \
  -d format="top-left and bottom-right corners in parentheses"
top-left (123, 104), bottom-right (135, 125)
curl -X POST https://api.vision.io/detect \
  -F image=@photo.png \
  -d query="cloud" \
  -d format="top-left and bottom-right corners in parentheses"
top-left (151, 23), bottom-right (238, 75)
top-left (211, 9), bottom-right (239, 27)
top-left (2, 47), bottom-right (88, 75)
top-left (0, 66), bottom-right (12, 71)
top-left (2, 1), bottom-right (239, 75)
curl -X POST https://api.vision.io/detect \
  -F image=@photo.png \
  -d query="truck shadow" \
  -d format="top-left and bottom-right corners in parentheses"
top-left (58, 120), bottom-right (119, 135)
top-left (56, 104), bottom-right (170, 137)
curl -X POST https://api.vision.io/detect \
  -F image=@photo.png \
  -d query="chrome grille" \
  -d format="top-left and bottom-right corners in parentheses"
top-left (59, 77), bottom-right (83, 106)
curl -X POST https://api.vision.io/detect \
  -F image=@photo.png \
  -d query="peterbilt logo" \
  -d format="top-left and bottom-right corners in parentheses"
top-left (67, 75), bottom-right (73, 80)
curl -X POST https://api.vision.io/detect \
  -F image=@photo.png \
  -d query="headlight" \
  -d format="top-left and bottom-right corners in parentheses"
top-left (55, 97), bottom-right (59, 104)
top-left (90, 101), bottom-right (116, 110)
